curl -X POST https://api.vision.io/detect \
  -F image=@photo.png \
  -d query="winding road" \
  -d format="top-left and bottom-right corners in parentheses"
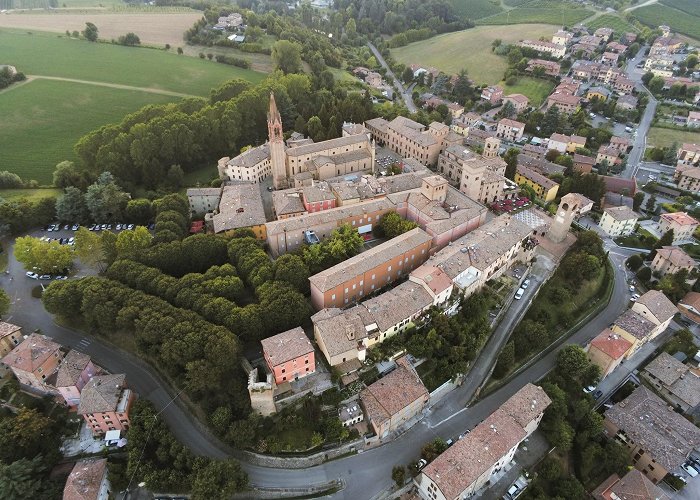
top-left (367, 42), bottom-right (417, 113)
top-left (1, 227), bottom-right (637, 498)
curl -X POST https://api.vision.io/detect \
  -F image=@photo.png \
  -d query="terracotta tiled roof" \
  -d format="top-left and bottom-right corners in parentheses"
top-left (656, 246), bottom-right (695, 269)
top-left (63, 458), bottom-right (107, 500)
top-left (56, 350), bottom-right (92, 388)
top-left (78, 374), bottom-right (127, 415)
top-left (660, 211), bottom-right (699, 226)
top-left (1, 333), bottom-right (61, 373)
top-left (0, 321), bottom-right (21, 340)
top-left (592, 469), bottom-right (670, 500)
top-left (261, 327), bottom-right (314, 367)
top-left (590, 328), bottom-right (633, 360)
top-left (635, 290), bottom-right (677, 324)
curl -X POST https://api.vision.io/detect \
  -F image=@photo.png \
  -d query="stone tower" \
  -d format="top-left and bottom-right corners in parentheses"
top-left (268, 92), bottom-right (287, 190)
top-left (459, 158), bottom-right (484, 202)
top-left (483, 137), bottom-right (500, 159)
top-left (547, 193), bottom-right (592, 243)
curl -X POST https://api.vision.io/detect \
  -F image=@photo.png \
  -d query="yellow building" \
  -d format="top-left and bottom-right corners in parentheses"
top-left (515, 165), bottom-right (559, 202)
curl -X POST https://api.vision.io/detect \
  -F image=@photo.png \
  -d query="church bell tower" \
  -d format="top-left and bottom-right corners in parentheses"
top-left (268, 92), bottom-right (287, 189)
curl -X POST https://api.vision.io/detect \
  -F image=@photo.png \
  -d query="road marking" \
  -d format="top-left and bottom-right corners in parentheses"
top-left (427, 406), bottom-right (469, 429)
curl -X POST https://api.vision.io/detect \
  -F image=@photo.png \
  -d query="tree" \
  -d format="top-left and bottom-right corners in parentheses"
top-left (656, 229), bottom-right (674, 248)
top-left (379, 212), bottom-right (418, 238)
top-left (645, 194), bottom-right (656, 212)
top-left (55, 187), bottom-right (88, 223)
top-left (401, 67), bottom-right (414, 84)
top-left (14, 236), bottom-right (73, 274)
top-left (115, 226), bottom-right (152, 256)
top-left (632, 192), bottom-right (644, 211)
top-left (497, 101), bottom-right (516, 119)
top-left (626, 254), bottom-right (643, 271)
top-left (391, 465), bottom-right (406, 487)
top-left (421, 438), bottom-right (448, 462)
top-left (271, 40), bottom-right (302, 74)
top-left (82, 22), bottom-right (98, 42)
top-left (0, 171), bottom-right (23, 189)
top-left (210, 79), bottom-right (252, 104)
top-left (306, 116), bottom-right (324, 142)
top-left (190, 458), bottom-right (248, 500)
top-left (556, 345), bottom-right (590, 383)
top-left (636, 266), bottom-right (652, 282)
top-left (85, 173), bottom-right (129, 222)
top-left (118, 32), bottom-right (140, 46)
top-left (165, 164), bottom-right (184, 189)
top-left (101, 230), bottom-right (118, 266)
top-left (641, 71), bottom-right (654, 86)
top-left (53, 160), bottom-right (89, 189)
top-left (0, 456), bottom-right (48, 500)
top-left (273, 254), bottom-right (310, 294)
top-left (648, 76), bottom-right (664, 93)
top-left (504, 148), bottom-right (518, 180)
top-left (0, 288), bottom-right (9, 317)
top-left (125, 199), bottom-right (154, 225)
top-left (74, 227), bottom-right (104, 268)
top-left (493, 341), bottom-right (514, 379)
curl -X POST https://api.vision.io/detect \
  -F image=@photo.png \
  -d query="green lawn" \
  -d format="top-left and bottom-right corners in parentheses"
top-left (586, 14), bottom-right (636, 33)
top-left (477, 4), bottom-right (593, 25)
top-left (0, 188), bottom-right (61, 201)
top-left (502, 76), bottom-right (554, 106)
top-left (647, 126), bottom-right (700, 149)
top-left (392, 24), bottom-right (555, 85)
top-left (450, 0), bottom-right (503, 20)
top-left (0, 29), bottom-right (265, 96)
top-left (632, 4), bottom-right (700, 41)
top-left (182, 164), bottom-right (219, 188)
top-left (0, 79), bottom-right (177, 183)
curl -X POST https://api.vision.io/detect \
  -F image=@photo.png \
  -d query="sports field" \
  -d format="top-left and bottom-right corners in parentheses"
top-left (0, 79), bottom-right (177, 183)
top-left (502, 76), bottom-right (554, 106)
top-left (647, 127), bottom-right (700, 150)
top-left (392, 24), bottom-right (554, 85)
top-left (0, 11), bottom-right (203, 47)
top-left (1, 29), bottom-right (265, 95)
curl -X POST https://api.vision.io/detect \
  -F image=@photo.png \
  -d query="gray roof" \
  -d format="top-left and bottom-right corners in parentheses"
top-left (309, 228), bottom-right (432, 292)
top-left (613, 309), bottom-right (656, 340)
top-left (212, 183), bottom-right (267, 233)
top-left (635, 290), bottom-right (678, 324)
top-left (78, 374), bottom-right (127, 415)
top-left (286, 134), bottom-right (368, 157)
top-left (605, 386), bottom-right (700, 471)
top-left (603, 205), bottom-right (639, 222)
top-left (360, 280), bottom-right (433, 332)
top-left (312, 307), bottom-right (368, 357)
top-left (226, 143), bottom-right (270, 169)
top-left (187, 187), bottom-right (221, 197)
top-left (272, 190), bottom-right (306, 216)
top-left (261, 327), bottom-right (314, 366)
top-left (516, 164), bottom-right (559, 190)
top-left (56, 350), bottom-right (92, 388)
top-left (517, 154), bottom-right (565, 176)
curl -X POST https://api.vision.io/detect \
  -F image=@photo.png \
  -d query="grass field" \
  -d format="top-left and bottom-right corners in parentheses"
top-left (632, 4), bottom-right (700, 41)
top-left (647, 126), bottom-right (700, 149)
top-left (1, 29), bottom-right (265, 95)
top-left (0, 188), bottom-right (61, 201)
top-left (449, 0), bottom-right (503, 20)
top-left (477, 4), bottom-right (593, 25)
top-left (586, 14), bottom-right (636, 33)
top-left (392, 24), bottom-right (554, 85)
top-left (0, 11), bottom-right (203, 47)
top-left (660, 0), bottom-right (700, 17)
top-left (0, 79), bottom-right (177, 183)
top-left (502, 76), bottom-right (554, 106)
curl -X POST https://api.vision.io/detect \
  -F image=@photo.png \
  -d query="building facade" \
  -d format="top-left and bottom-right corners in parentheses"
top-left (1, 333), bottom-right (63, 395)
top-left (55, 350), bottom-right (99, 409)
top-left (78, 374), bottom-right (135, 436)
top-left (658, 212), bottom-right (699, 243)
top-left (651, 246), bottom-right (696, 277)
top-left (0, 321), bottom-right (22, 358)
top-left (599, 205), bottom-right (638, 236)
top-left (260, 327), bottom-right (315, 385)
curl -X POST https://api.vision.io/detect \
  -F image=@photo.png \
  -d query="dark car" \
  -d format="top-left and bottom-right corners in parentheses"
top-left (593, 390), bottom-right (603, 400)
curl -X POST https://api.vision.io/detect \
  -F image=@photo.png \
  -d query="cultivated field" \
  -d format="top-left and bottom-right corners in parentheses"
top-left (502, 76), bottom-right (554, 106)
top-left (0, 11), bottom-right (204, 47)
top-left (647, 127), bottom-right (700, 150)
top-left (632, 4), bottom-right (700, 41)
top-left (449, 0), bottom-right (503, 20)
top-left (0, 79), bottom-right (176, 183)
top-left (585, 14), bottom-right (635, 34)
top-left (477, 2), bottom-right (593, 25)
top-left (392, 24), bottom-right (555, 85)
top-left (1, 29), bottom-right (265, 95)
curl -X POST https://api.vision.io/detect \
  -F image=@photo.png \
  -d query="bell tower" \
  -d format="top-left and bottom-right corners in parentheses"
top-left (268, 92), bottom-right (287, 189)
top-left (483, 137), bottom-right (500, 159)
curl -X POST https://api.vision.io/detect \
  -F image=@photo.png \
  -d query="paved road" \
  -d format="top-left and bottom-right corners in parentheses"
top-left (622, 46), bottom-right (657, 180)
top-left (367, 42), bottom-right (417, 113)
top-left (2, 231), bottom-right (636, 498)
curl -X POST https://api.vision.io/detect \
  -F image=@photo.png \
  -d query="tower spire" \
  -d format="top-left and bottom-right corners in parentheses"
top-left (268, 92), bottom-right (281, 124)
top-left (267, 92), bottom-right (287, 189)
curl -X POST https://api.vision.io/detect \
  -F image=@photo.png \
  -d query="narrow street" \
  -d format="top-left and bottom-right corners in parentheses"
top-left (367, 42), bottom-right (417, 113)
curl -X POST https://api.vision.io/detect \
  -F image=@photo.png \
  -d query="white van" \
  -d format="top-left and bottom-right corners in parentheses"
top-left (514, 288), bottom-right (525, 300)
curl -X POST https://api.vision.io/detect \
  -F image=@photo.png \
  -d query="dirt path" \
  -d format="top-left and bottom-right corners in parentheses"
top-left (624, 0), bottom-right (657, 12)
top-left (25, 75), bottom-right (198, 98)
top-left (0, 76), bottom-right (35, 95)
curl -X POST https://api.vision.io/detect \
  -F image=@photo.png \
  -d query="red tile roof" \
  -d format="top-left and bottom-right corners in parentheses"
top-left (590, 328), bottom-right (632, 360)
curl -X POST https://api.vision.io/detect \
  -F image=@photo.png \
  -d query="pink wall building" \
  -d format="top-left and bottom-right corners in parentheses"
top-left (261, 327), bottom-right (315, 385)
top-left (55, 350), bottom-right (99, 409)
top-left (1, 333), bottom-right (63, 395)
top-left (78, 374), bottom-right (134, 436)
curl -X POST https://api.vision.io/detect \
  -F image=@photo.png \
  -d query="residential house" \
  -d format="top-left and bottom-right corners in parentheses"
top-left (592, 469), bottom-right (670, 500)
top-left (598, 205), bottom-right (639, 236)
top-left (464, 127), bottom-right (497, 149)
top-left (481, 86), bottom-right (503, 105)
top-left (503, 93), bottom-right (529, 113)
top-left (602, 175), bottom-right (637, 197)
top-left (217, 144), bottom-right (272, 184)
top-left (526, 58), bottom-right (560, 77)
top-left (605, 42), bottom-right (628, 54)
top-left (675, 163), bottom-right (700, 193)
top-left (573, 153), bottom-right (595, 173)
top-left (586, 328), bottom-right (633, 379)
top-left (603, 386), bottom-right (700, 484)
top-left (360, 356), bottom-right (429, 438)
top-left (644, 54), bottom-right (674, 77)
top-left (567, 134), bottom-right (587, 153)
top-left (415, 384), bottom-right (551, 500)
top-left (63, 458), bottom-right (110, 500)
top-left (186, 187), bottom-right (222, 216)
top-left (651, 246), bottom-right (696, 278)
top-left (601, 51), bottom-right (620, 66)
top-left (339, 403), bottom-right (364, 427)
top-left (596, 145), bottom-right (622, 166)
top-left (688, 111), bottom-right (700, 128)
top-left (594, 27), bottom-right (614, 42)
top-left (552, 30), bottom-right (573, 46)
top-left (546, 91), bottom-right (581, 114)
top-left (451, 112), bottom-right (481, 136)
top-left (658, 212), bottom-right (699, 244)
top-left (78, 374), bottom-right (135, 436)
top-left (622, 33), bottom-right (637, 44)
top-left (610, 136), bottom-right (631, 152)
top-left (642, 352), bottom-right (700, 413)
top-left (408, 265), bottom-right (454, 308)
top-left (207, 183), bottom-right (267, 239)
top-left (1, 333), bottom-right (63, 394)
top-left (522, 144), bottom-right (547, 160)
top-left (610, 310), bottom-right (658, 358)
top-left (261, 327), bottom-right (315, 385)
top-left (55, 350), bottom-right (99, 409)
top-left (677, 143), bottom-right (700, 167)
top-left (587, 86), bottom-right (611, 101)
top-left (678, 291), bottom-right (700, 324)
top-left (271, 189), bottom-right (308, 220)
top-left (547, 133), bottom-right (569, 154)
top-left (496, 118), bottom-right (525, 142)
top-left (0, 321), bottom-right (22, 358)
top-left (614, 77), bottom-right (635, 95)
top-left (515, 164), bottom-right (560, 201)
top-left (308, 227), bottom-right (432, 310)
top-left (518, 40), bottom-right (566, 58)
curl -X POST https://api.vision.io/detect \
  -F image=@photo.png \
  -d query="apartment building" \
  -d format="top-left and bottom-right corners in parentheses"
top-left (55, 350), bottom-right (99, 409)
top-left (415, 384), bottom-right (551, 500)
top-left (207, 183), bottom-right (267, 239)
top-left (518, 40), bottom-right (566, 58)
top-left (610, 291), bottom-right (677, 356)
top-left (644, 55), bottom-right (674, 77)
top-left (678, 292), bottom-right (700, 324)
top-left (677, 143), bottom-right (700, 166)
top-left (78, 374), bottom-right (134, 436)
top-left (598, 205), bottom-right (639, 236)
top-left (603, 386), bottom-right (700, 484)
top-left (502, 93), bottom-right (529, 112)
top-left (496, 118), bottom-right (525, 142)
top-left (451, 111), bottom-right (481, 136)
top-left (546, 91), bottom-right (581, 114)
top-left (651, 246), bottom-right (696, 278)
top-left (658, 212), bottom-right (699, 243)
top-left (1, 333), bottom-right (63, 395)
top-left (0, 321), bottom-right (22, 358)
top-left (260, 327), bottom-right (315, 385)
top-left (586, 328), bottom-right (633, 379)
top-left (480, 85), bottom-right (503, 104)
top-left (596, 145), bottom-right (622, 166)
top-left (360, 356), bottom-right (429, 438)
top-left (573, 154), bottom-right (595, 173)
top-left (642, 352), bottom-right (700, 413)
top-left (515, 165), bottom-right (560, 202)
top-left (308, 227), bottom-right (433, 310)
top-left (552, 30), bottom-right (573, 46)
top-left (674, 164), bottom-right (700, 193)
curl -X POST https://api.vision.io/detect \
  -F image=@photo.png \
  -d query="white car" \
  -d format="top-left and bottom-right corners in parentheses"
top-left (682, 463), bottom-right (698, 477)
top-left (26, 271), bottom-right (39, 279)
top-left (514, 288), bottom-right (525, 300)
top-left (416, 459), bottom-right (427, 470)
top-left (583, 385), bottom-right (595, 394)
top-left (522, 279), bottom-right (530, 289)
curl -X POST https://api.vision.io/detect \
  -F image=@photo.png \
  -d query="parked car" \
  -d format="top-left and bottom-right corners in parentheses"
top-left (26, 271), bottom-right (39, 279)
top-left (522, 279), bottom-right (530, 289)
top-left (629, 285), bottom-right (635, 292)
top-left (514, 287), bottom-right (525, 300)
top-left (583, 385), bottom-right (595, 394)
top-left (54, 276), bottom-right (68, 280)
top-left (682, 463), bottom-right (698, 477)
top-left (127, 224), bottom-right (135, 230)
top-left (116, 224), bottom-right (122, 231)
top-left (68, 237), bottom-right (75, 244)
top-left (446, 438), bottom-right (454, 447)
top-left (71, 224), bottom-right (79, 230)
top-left (63, 224), bottom-right (69, 230)
top-left (416, 459), bottom-right (427, 470)
top-left (39, 275), bottom-right (51, 280)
